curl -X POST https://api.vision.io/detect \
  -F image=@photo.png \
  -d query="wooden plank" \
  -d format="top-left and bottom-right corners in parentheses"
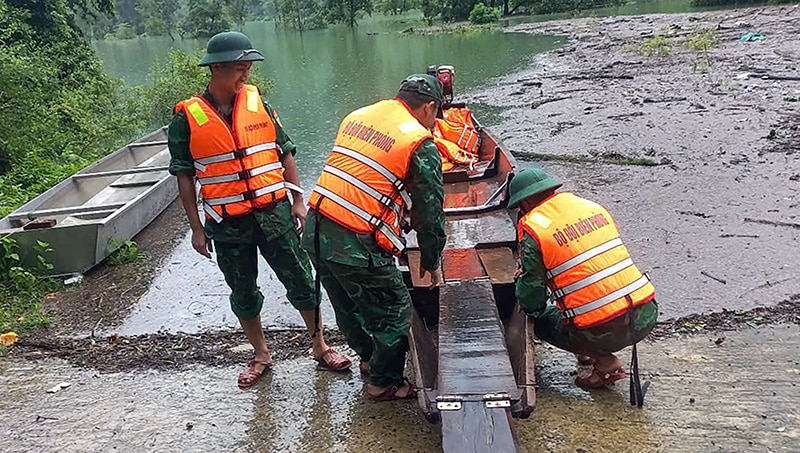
top-left (445, 210), bottom-right (517, 250)
top-left (406, 250), bottom-right (432, 288)
top-left (477, 247), bottom-right (517, 285)
top-left (442, 248), bottom-right (486, 281)
top-left (441, 403), bottom-right (518, 453)
top-left (438, 280), bottom-right (517, 395)
top-left (504, 303), bottom-right (536, 417)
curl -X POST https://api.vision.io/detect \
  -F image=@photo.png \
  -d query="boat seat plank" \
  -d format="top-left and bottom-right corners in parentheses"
top-left (441, 248), bottom-right (486, 281)
top-left (441, 402), bottom-right (517, 453)
top-left (438, 279), bottom-right (517, 395)
top-left (444, 210), bottom-right (517, 250)
top-left (406, 250), bottom-right (432, 288)
top-left (476, 247), bottom-right (517, 285)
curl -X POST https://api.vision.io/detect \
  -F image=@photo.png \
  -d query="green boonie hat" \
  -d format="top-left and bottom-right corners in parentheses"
top-left (507, 168), bottom-right (563, 209)
top-left (398, 74), bottom-right (445, 105)
top-left (198, 31), bottom-right (264, 67)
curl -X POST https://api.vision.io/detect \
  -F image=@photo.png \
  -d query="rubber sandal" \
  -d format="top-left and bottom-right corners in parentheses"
top-left (369, 377), bottom-right (417, 402)
top-left (238, 359), bottom-right (272, 389)
top-left (314, 348), bottom-right (352, 373)
top-left (575, 367), bottom-right (627, 389)
top-left (576, 354), bottom-right (596, 366)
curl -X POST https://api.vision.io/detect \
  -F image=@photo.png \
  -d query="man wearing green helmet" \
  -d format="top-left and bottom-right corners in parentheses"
top-left (168, 31), bottom-right (351, 389)
top-left (509, 168), bottom-right (657, 397)
top-left (302, 74), bottom-right (446, 401)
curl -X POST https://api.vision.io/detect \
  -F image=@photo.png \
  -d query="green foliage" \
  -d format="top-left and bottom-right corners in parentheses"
top-left (377, 0), bottom-right (418, 14)
top-left (468, 2), bottom-right (499, 24)
top-left (180, 0), bottom-right (232, 37)
top-left (108, 21), bottom-right (137, 40)
top-left (107, 238), bottom-right (145, 265)
top-left (684, 27), bottom-right (718, 52)
top-left (0, 235), bottom-right (57, 332)
top-left (138, 0), bottom-right (181, 38)
top-left (628, 34), bottom-right (672, 57)
top-left (274, 0), bottom-right (328, 30)
top-left (325, 0), bottom-right (373, 27)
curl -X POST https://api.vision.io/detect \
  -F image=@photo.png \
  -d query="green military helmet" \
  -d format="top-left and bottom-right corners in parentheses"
top-left (399, 74), bottom-right (445, 105)
top-left (198, 31), bottom-right (264, 67)
top-left (507, 168), bottom-right (563, 209)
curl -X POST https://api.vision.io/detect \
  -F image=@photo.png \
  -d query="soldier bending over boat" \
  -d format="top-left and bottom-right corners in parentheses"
top-left (302, 74), bottom-right (446, 402)
top-left (509, 168), bottom-right (657, 397)
top-left (168, 31), bottom-right (351, 388)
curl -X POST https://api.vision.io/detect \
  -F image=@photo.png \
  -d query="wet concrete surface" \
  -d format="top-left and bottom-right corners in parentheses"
top-left (115, 231), bottom-right (336, 335)
top-left (2, 324), bottom-right (797, 452)
top-left (466, 6), bottom-right (800, 319)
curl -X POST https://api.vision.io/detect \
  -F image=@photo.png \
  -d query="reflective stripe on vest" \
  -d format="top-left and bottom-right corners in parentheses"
top-left (519, 192), bottom-right (655, 328)
top-left (332, 145), bottom-right (412, 208)
top-left (313, 186), bottom-right (406, 252)
top-left (176, 84), bottom-right (286, 221)
top-left (308, 99), bottom-right (431, 256)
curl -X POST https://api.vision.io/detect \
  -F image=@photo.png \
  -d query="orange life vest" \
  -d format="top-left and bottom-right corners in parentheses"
top-left (518, 192), bottom-right (655, 329)
top-left (434, 137), bottom-right (478, 169)
top-left (175, 85), bottom-right (287, 222)
top-left (434, 107), bottom-right (481, 159)
top-left (308, 99), bottom-right (432, 255)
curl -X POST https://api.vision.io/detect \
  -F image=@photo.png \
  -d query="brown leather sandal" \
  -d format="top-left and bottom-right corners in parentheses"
top-left (575, 367), bottom-right (627, 389)
top-left (238, 359), bottom-right (272, 389)
top-left (369, 377), bottom-right (417, 402)
top-left (314, 348), bottom-right (352, 373)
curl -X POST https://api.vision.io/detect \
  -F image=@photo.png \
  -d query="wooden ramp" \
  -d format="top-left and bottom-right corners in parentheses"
top-left (437, 279), bottom-right (521, 453)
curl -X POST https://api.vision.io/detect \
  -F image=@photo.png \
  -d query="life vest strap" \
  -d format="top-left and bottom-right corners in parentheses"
top-left (553, 257), bottom-right (634, 299)
top-left (197, 162), bottom-right (283, 186)
top-left (312, 185), bottom-right (405, 253)
top-left (332, 145), bottom-right (412, 209)
top-left (562, 274), bottom-right (650, 319)
top-left (203, 202), bottom-right (224, 223)
top-left (547, 237), bottom-right (624, 279)
top-left (204, 182), bottom-right (285, 206)
top-left (323, 165), bottom-right (402, 218)
top-left (194, 142), bottom-right (278, 167)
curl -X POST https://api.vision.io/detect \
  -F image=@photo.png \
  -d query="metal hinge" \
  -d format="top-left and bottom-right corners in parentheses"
top-left (483, 392), bottom-right (511, 408)
top-left (436, 395), bottom-right (463, 411)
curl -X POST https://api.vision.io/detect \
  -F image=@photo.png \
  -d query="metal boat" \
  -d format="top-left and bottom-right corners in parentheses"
top-left (0, 127), bottom-right (177, 276)
top-left (400, 104), bottom-right (536, 452)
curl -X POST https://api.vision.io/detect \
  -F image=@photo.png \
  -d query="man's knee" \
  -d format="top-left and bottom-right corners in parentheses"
top-left (230, 291), bottom-right (264, 320)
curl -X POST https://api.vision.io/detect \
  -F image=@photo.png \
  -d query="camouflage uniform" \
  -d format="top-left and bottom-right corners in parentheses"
top-left (168, 90), bottom-right (316, 320)
top-left (303, 138), bottom-right (446, 388)
top-left (516, 235), bottom-right (658, 354)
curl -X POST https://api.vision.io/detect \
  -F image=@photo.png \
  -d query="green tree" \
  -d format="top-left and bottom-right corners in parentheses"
top-left (274, 0), bottom-right (326, 30)
top-left (137, 0), bottom-right (180, 39)
top-left (180, 0), bottom-right (232, 37)
top-left (325, 0), bottom-right (372, 27)
top-left (468, 1), bottom-right (498, 23)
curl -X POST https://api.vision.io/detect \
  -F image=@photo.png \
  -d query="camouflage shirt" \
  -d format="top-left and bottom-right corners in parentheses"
top-left (167, 88), bottom-right (296, 243)
top-left (304, 138), bottom-right (446, 271)
top-left (516, 234), bottom-right (658, 327)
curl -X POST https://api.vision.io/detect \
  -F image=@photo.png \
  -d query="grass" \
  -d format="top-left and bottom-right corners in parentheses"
top-left (513, 151), bottom-right (666, 167)
top-left (107, 239), bottom-right (146, 265)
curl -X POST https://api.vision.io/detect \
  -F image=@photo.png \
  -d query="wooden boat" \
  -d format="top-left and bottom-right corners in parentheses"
top-left (0, 128), bottom-right (177, 276)
top-left (400, 103), bottom-right (536, 452)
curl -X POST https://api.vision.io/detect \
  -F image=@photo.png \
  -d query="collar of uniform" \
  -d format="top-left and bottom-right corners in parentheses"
top-left (202, 88), bottom-right (236, 124)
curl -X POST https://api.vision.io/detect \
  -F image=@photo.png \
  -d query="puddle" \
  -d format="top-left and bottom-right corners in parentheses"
top-left (3, 325), bottom-right (797, 452)
top-left (115, 231), bottom-right (336, 335)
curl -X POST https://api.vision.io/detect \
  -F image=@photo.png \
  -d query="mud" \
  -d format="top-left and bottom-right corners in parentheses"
top-left (2, 325), bottom-right (797, 452)
top-left (41, 200), bottom-right (189, 336)
top-left (467, 5), bottom-right (800, 319)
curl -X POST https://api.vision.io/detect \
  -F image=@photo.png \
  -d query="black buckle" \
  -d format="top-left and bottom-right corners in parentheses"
top-left (242, 191), bottom-right (256, 201)
top-left (238, 170), bottom-right (249, 180)
top-left (233, 148), bottom-right (246, 159)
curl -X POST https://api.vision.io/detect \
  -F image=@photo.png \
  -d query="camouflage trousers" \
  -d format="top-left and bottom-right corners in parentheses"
top-left (312, 259), bottom-right (412, 388)
top-left (215, 228), bottom-right (316, 320)
top-left (533, 299), bottom-right (658, 356)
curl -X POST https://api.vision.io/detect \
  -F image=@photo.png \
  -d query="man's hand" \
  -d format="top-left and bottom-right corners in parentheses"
top-left (420, 266), bottom-right (443, 289)
top-left (291, 200), bottom-right (307, 234)
top-left (191, 226), bottom-right (213, 258)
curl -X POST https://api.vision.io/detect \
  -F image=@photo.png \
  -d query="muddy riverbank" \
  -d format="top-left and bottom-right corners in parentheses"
top-left (468, 5), bottom-right (800, 319)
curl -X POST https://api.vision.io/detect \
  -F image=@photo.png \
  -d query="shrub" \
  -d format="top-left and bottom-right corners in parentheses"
top-left (469, 2), bottom-right (500, 25)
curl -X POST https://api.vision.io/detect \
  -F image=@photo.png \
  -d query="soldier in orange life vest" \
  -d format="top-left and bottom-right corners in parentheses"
top-left (509, 168), bottom-right (658, 392)
top-left (302, 74), bottom-right (446, 402)
top-left (168, 31), bottom-right (351, 389)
